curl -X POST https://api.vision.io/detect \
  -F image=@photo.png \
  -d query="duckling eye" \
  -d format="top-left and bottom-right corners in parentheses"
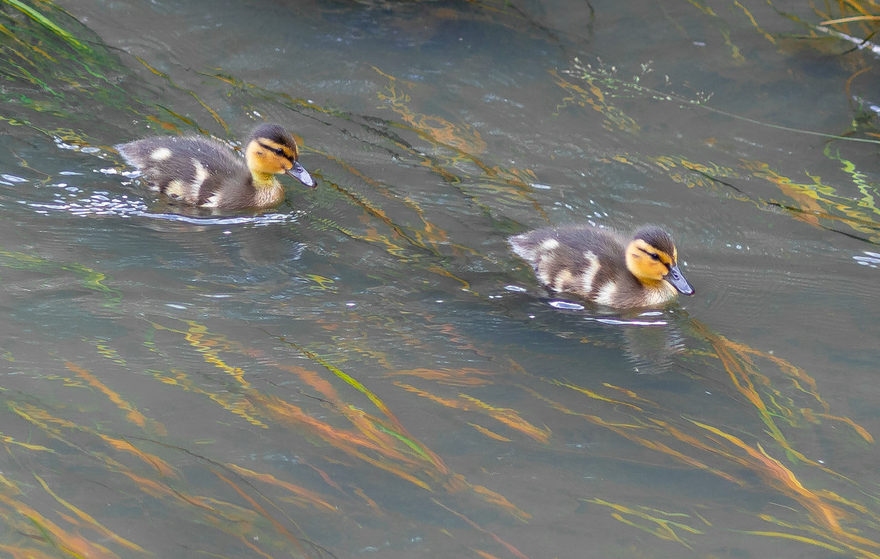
top-left (648, 252), bottom-right (661, 261)
top-left (257, 142), bottom-right (286, 157)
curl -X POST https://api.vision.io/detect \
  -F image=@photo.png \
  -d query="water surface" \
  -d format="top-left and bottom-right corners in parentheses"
top-left (2, 1), bottom-right (880, 557)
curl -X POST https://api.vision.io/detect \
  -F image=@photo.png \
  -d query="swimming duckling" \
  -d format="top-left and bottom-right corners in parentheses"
top-left (509, 224), bottom-right (695, 308)
top-left (116, 123), bottom-right (316, 210)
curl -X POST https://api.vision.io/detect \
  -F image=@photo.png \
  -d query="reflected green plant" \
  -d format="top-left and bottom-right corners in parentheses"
top-left (0, 248), bottom-right (121, 306)
top-left (3, 0), bottom-right (91, 53)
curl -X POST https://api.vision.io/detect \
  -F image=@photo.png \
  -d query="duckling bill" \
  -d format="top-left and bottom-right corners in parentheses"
top-left (509, 224), bottom-right (695, 308)
top-left (116, 123), bottom-right (316, 210)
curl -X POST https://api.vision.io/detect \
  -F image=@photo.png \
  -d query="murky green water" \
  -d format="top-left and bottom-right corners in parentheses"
top-left (2, 1), bottom-right (880, 557)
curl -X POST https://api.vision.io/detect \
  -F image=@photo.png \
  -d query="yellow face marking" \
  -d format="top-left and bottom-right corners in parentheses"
top-left (626, 239), bottom-right (676, 282)
top-left (257, 138), bottom-right (297, 160)
top-left (246, 138), bottom-right (297, 176)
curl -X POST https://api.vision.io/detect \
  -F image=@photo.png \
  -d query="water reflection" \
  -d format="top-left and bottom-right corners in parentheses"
top-left (520, 296), bottom-right (689, 374)
top-left (1, 0), bottom-right (880, 557)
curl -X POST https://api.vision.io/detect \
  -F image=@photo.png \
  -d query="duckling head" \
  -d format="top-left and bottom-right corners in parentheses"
top-left (625, 226), bottom-right (695, 296)
top-left (244, 123), bottom-right (317, 188)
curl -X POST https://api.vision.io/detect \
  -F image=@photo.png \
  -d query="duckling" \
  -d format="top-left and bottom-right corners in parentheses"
top-left (509, 224), bottom-right (695, 308)
top-left (116, 123), bottom-right (316, 210)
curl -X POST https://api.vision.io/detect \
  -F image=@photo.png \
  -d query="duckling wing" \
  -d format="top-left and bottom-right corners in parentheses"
top-left (117, 136), bottom-right (249, 206)
top-left (509, 226), bottom-right (625, 297)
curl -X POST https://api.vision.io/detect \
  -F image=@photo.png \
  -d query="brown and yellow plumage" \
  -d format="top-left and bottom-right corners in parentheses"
top-left (116, 123), bottom-right (316, 210)
top-left (509, 224), bottom-right (695, 308)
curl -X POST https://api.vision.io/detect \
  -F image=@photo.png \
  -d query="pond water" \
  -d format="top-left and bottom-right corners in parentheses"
top-left (2, 1), bottom-right (880, 557)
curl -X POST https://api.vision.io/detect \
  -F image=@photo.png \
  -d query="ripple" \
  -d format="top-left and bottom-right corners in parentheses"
top-left (1, 173), bottom-right (28, 184)
top-left (548, 299), bottom-right (585, 311)
top-left (853, 251), bottom-right (880, 269)
top-left (592, 316), bottom-right (669, 326)
top-left (22, 184), bottom-right (301, 226)
top-left (144, 211), bottom-right (302, 226)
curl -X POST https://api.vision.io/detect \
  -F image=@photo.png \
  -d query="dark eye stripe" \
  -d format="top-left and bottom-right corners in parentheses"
top-left (257, 142), bottom-right (294, 162)
top-left (637, 248), bottom-right (670, 269)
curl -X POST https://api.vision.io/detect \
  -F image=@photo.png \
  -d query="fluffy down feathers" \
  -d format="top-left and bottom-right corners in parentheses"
top-left (116, 124), bottom-right (315, 210)
top-left (509, 224), bottom-right (694, 308)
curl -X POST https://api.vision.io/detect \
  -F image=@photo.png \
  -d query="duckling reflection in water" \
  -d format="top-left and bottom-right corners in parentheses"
top-left (116, 123), bottom-right (316, 210)
top-left (509, 224), bottom-right (695, 309)
top-left (621, 318), bottom-right (689, 374)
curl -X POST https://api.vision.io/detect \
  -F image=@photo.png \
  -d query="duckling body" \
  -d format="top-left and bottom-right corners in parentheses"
top-left (116, 123), bottom-right (316, 210)
top-left (509, 224), bottom-right (695, 308)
